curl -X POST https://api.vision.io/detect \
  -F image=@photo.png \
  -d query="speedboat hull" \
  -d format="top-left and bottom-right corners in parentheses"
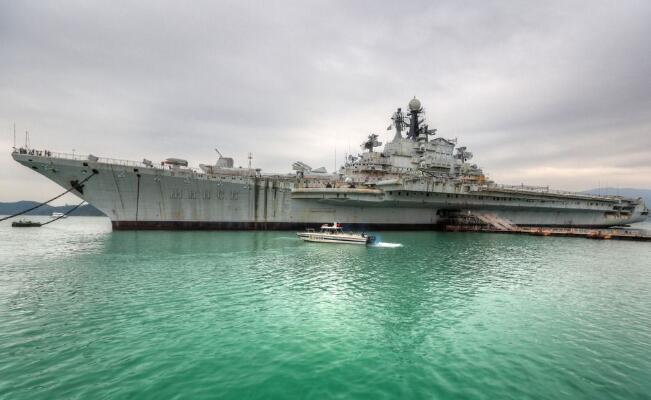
top-left (296, 232), bottom-right (374, 245)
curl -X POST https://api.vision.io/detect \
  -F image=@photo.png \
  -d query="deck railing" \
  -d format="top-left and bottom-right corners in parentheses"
top-left (15, 147), bottom-right (161, 169)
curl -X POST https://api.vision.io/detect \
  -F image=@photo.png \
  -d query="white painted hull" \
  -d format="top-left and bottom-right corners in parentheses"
top-left (297, 234), bottom-right (369, 245)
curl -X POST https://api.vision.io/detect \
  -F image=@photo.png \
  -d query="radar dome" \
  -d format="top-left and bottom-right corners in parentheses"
top-left (408, 97), bottom-right (421, 111)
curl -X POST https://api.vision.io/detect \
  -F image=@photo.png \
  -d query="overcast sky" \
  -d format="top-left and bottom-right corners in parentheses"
top-left (1, 0), bottom-right (650, 203)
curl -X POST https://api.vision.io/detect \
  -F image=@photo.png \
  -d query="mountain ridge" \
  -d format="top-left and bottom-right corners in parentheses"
top-left (0, 201), bottom-right (105, 216)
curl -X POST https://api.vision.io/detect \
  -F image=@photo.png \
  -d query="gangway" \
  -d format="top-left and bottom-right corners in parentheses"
top-left (472, 212), bottom-right (516, 231)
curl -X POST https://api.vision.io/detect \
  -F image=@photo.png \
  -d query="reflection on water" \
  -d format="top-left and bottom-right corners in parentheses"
top-left (371, 242), bottom-right (403, 248)
top-left (1, 217), bottom-right (650, 399)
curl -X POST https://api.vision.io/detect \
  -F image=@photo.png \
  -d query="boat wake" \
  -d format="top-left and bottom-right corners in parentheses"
top-left (371, 242), bottom-right (403, 248)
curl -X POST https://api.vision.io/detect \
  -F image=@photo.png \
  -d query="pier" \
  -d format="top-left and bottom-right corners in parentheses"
top-left (446, 212), bottom-right (651, 242)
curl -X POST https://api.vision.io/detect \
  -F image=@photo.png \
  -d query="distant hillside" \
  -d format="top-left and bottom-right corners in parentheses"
top-left (580, 188), bottom-right (651, 208)
top-left (0, 201), bottom-right (105, 217)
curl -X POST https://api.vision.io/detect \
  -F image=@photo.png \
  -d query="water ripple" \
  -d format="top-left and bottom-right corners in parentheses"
top-left (0, 218), bottom-right (650, 399)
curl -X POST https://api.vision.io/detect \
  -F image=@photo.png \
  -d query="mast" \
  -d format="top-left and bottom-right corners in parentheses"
top-left (407, 97), bottom-right (422, 140)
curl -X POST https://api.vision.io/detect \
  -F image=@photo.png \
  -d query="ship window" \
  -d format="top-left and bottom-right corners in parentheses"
top-left (406, 192), bottom-right (409, 196)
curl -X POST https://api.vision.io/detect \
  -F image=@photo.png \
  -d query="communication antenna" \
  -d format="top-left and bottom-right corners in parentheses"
top-left (214, 147), bottom-right (223, 158)
top-left (248, 152), bottom-right (252, 169)
top-left (388, 107), bottom-right (408, 141)
top-left (13, 123), bottom-right (16, 149)
top-left (360, 134), bottom-right (382, 152)
top-left (24, 131), bottom-right (30, 149)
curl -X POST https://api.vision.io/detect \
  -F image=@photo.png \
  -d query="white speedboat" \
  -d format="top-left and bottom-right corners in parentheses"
top-left (297, 222), bottom-right (376, 245)
top-left (51, 212), bottom-right (67, 219)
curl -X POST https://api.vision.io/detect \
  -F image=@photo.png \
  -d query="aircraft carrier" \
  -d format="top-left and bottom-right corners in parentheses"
top-left (12, 98), bottom-right (649, 230)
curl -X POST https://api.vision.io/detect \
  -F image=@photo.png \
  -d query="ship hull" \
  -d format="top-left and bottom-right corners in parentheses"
top-left (110, 220), bottom-right (443, 230)
top-left (109, 220), bottom-right (639, 231)
top-left (13, 152), bottom-right (648, 230)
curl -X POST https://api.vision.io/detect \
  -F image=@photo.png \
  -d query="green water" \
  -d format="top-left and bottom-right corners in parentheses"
top-left (1, 218), bottom-right (650, 399)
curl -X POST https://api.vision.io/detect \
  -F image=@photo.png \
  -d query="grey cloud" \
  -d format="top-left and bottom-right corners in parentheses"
top-left (1, 0), bottom-right (650, 202)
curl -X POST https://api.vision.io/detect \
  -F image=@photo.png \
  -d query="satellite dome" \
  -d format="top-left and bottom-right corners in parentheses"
top-left (408, 97), bottom-right (421, 111)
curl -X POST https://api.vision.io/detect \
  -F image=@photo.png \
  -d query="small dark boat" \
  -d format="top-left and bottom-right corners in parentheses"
top-left (12, 219), bottom-right (42, 228)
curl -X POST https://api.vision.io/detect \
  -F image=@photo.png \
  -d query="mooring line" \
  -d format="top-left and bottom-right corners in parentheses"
top-left (40, 200), bottom-right (87, 226)
top-left (0, 171), bottom-right (97, 222)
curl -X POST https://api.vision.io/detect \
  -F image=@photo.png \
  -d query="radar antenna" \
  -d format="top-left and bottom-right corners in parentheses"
top-left (387, 108), bottom-right (408, 141)
top-left (361, 134), bottom-right (382, 152)
top-left (419, 124), bottom-right (437, 138)
top-left (454, 146), bottom-right (473, 163)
